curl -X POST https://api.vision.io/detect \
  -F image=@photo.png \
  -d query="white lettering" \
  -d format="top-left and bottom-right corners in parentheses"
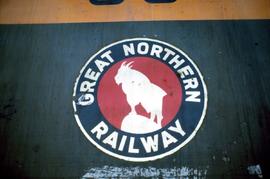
top-left (169, 55), bottom-right (185, 69)
top-left (150, 44), bottom-right (163, 58)
top-left (91, 121), bottom-right (108, 140)
top-left (118, 135), bottom-right (127, 151)
top-left (123, 43), bottom-right (135, 56)
top-left (185, 91), bottom-right (201, 102)
top-left (103, 131), bottom-right (118, 149)
top-left (84, 68), bottom-right (100, 81)
top-left (101, 50), bottom-right (114, 63)
top-left (161, 131), bottom-right (177, 148)
top-left (163, 48), bottom-right (175, 61)
top-left (183, 78), bottom-right (199, 90)
top-left (95, 59), bottom-right (110, 72)
top-left (137, 42), bottom-right (149, 55)
top-left (168, 119), bottom-right (186, 136)
top-left (128, 137), bottom-right (139, 153)
top-left (80, 81), bottom-right (96, 93)
top-left (177, 65), bottom-right (194, 78)
top-left (77, 94), bottom-right (94, 106)
top-left (140, 134), bottom-right (158, 153)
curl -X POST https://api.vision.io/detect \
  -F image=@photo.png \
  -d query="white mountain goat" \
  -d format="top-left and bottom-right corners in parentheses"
top-left (114, 61), bottom-right (167, 127)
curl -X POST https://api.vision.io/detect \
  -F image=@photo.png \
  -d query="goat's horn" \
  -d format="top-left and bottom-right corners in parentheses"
top-left (126, 61), bottom-right (134, 68)
top-left (121, 61), bottom-right (127, 67)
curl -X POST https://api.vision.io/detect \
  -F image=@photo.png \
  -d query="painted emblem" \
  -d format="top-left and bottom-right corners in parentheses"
top-left (73, 38), bottom-right (207, 161)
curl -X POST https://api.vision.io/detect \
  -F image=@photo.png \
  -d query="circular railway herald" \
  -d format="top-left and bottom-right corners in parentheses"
top-left (73, 38), bottom-right (207, 162)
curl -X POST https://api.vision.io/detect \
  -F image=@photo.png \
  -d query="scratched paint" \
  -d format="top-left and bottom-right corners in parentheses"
top-left (1, 21), bottom-right (270, 178)
top-left (247, 165), bottom-right (263, 178)
top-left (82, 165), bottom-right (208, 178)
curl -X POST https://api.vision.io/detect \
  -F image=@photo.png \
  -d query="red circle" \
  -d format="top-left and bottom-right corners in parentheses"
top-left (97, 57), bottom-right (182, 130)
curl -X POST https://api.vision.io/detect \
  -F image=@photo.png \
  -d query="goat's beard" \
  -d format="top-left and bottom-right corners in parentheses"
top-left (115, 77), bottom-right (121, 85)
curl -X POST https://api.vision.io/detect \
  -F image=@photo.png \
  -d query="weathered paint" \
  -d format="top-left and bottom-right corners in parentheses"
top-left (0, 20), bottom-right (270, 178)
top-left (72, 38), bottom-right (207, 162)
top-left (247, 164), bottom-right (263, 178)
top-left (82, 165), bottom-right (208, 178)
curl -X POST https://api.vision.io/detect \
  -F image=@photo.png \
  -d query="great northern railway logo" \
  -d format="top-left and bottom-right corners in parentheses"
top-left (72, 38), bottom-right (207, 162)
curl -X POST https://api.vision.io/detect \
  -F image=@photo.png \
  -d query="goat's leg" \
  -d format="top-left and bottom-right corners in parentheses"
top-left (130, 105), bottom-right (136, 115)
top-left (156, 114), bottom-right (163, 128)
top-left (156, 99), bottom-right (164, 127)
top-left (150, 113), bottom-right (155, 122)
top-left (127, 96), bottom-right (137, 115)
